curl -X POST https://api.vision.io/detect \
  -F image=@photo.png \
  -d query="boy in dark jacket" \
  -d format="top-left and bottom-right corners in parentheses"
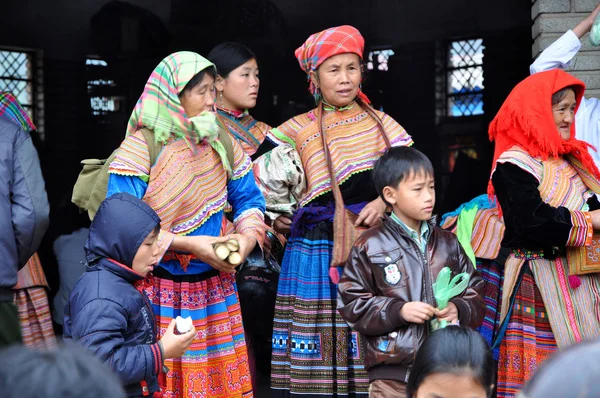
top-left (338, 147), bottom-right (485, 397)
top-left (64, 193), bottom-right (196, 397)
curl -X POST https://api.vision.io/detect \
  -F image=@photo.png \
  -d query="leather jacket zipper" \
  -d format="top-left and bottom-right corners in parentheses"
top-left (408, 237), bottom-right (433, 338)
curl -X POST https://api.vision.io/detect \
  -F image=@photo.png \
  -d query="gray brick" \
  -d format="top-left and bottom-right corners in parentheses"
top-left (565, 53), bottom-right (600, 70)
top-left (532, 0), bottom-right (570, 19)
top-left (571, 71), bottom-right (600, 89)
top-left (533, 32), bottom-right (600, 56)
top-left (532, 13), bottom-right (587, 38)
top-left (584, 88), bottom-right (600, 99)
top-left (573, 0), bottom-right (598, 12)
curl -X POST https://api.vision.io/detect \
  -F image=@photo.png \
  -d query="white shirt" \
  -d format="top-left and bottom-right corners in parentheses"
top-left (530, 30), bottom-right (600, 167)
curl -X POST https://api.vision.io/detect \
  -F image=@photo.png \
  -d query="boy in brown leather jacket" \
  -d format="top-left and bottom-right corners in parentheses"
top-left (338, 147), bottom-right (485, 397)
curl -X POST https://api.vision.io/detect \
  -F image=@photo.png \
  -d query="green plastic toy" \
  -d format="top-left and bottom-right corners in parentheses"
top-left (430, 267), bottom-right (470, 330)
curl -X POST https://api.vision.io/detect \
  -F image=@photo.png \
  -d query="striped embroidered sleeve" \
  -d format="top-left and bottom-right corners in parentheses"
top-left (566, 211), bottom-right (593, 247)
top-left (108, 131), bottom-right (152, 183)
top-left (231, 137), bottom-right (253, 181)
top-left (234, 208), bottom-right (266, 248)
top-left (228, 144), bottom-right (266, 248)
top-left (378, 112), bottom-right (413, 147)
top-left (267, 115), bottom-right (304, 148)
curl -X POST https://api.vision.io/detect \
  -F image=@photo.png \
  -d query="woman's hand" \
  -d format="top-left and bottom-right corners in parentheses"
top-left (222, 234), bottom-right (257, 264)
top-left (354, 197), bottom-right (387, 228)
top-left (573, 2), bottom-right (600, 38)
top-left (273, 215), bottom-right (293, 234)
top-left (183, 235), bottom-right (237, 273)
top-left (590, 209), bottom-right (600, 230)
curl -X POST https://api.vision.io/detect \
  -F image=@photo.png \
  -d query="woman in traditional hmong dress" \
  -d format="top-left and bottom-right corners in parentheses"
top-left (261, 26), bottom-right (413, 397)
top-left (208, 41), bottom-right (279, 394)
top-left (489, 69), bottom-right (600, 397)
top-left (107, 52), bottom-right (266, 398)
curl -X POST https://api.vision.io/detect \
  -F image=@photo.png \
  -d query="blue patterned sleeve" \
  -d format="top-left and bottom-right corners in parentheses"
top-left (107, 174), bottom-right (148, 199)
top-left (227, 171), bottom-right (266, 245)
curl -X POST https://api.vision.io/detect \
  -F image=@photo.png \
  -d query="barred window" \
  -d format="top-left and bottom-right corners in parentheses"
top-left (0, 49), bottom-right (44, 137)
top-left (443, 39), bottom-right (484, 117)
top-left (86, 58), bottom-right (126, 117)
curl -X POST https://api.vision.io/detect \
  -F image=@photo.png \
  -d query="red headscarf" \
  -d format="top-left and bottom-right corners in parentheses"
top-left (295, 25), bottom-right (370, 104)
top-left (488, 69), bottom-right (600, 196)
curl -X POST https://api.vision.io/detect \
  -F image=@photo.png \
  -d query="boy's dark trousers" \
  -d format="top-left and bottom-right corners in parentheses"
top-left (0, 300), bottom-right (22, 348)
top-left (369, 379), bottom-right (407, 397)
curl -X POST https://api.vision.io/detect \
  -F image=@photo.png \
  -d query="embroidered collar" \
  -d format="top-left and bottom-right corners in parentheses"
top-left (322, 100), bottom-right (356, 112)
top-left (216, 106), bottom-right (249, 118)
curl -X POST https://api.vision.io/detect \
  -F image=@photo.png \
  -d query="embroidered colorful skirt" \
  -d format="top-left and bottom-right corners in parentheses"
top-left (271, 220), bottom-right (369, 397)
top-left (13, 287), bottom-right (56, 349)
top-left (497, 267), bottom-right (557, 397)
top-left (146, 268), bottom-right (253, 398)
top-left (475, 258), bottom-right (503, 360)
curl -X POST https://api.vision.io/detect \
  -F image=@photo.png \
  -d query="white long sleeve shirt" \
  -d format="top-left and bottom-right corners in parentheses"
top-left (531, 29), bottom-right (600, 166)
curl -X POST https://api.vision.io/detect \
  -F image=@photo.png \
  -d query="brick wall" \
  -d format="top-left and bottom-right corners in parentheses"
top-left (533, 0), bottom-right (600, 98)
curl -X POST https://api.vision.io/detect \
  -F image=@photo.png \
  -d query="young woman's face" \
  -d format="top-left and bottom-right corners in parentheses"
top-left (180, 73), bottom-right (216, 118)
top-left (216, 58), bottom-right (260, 111)
top-left (311, 53), bottom-right (362, 107)
top-left (415, 373), bottom-right (489, 398)
top-left (552, 89), bottom-right (576, 140)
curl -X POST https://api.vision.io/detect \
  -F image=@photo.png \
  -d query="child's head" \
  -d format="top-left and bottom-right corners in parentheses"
top-left (407, 326), bottom-right (495, 398)
top-left (373, 146), bottom-right (435, 225)
top-left (0, 343), bottom-right (126, 398)
top-left (85, 193), bottom-right (161, 277)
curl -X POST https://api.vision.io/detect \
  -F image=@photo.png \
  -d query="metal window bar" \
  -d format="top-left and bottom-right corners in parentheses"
top-left (0, 49), bottom-right (34, 117)
top-left (446, 39), bottom-right (484, 117)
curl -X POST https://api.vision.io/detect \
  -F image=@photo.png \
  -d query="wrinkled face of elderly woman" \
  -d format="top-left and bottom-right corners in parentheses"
top-left (310, 53), bottom-right (362, 107)
top-left (552, 88), bottom-right (576, 141)
top-left (179, 70), bottom-right (216, 118)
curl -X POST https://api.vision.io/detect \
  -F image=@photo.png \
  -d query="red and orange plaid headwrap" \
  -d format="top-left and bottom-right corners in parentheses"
top-left (295, 25), bottom-right (370, 104)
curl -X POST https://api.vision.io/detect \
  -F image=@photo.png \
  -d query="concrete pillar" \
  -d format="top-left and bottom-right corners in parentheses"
top-left (533, 0), bottom-right (600, 98)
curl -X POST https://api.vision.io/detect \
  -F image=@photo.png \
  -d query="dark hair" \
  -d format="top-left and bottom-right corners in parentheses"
top-left (552, 85), bottom-right (578, 105)
top-left (151, 224), bottom-right (160, 236)
top-left (406, 326), bottom-right (495, 398)
top-left (179, 66), bottom-right (217, 96)
top-left (0, 343), bottom-right (126, 398)
top-left (207, 42), bottom-right (257, 78)
top-left (520, 339), bottom-right (600, 398)
top-left (373, 146), bottom-right (434, 202)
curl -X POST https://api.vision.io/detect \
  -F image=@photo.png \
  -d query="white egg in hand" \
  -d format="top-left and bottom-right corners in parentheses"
top-left (175, 316), bottom-right (193, 333)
